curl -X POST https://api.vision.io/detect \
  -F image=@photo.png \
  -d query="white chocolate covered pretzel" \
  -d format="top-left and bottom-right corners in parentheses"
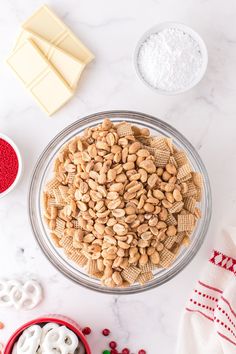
top-left (0, 279), bottom-right (42, 310)
top-left (17, 325), bottom-right (42, 354)
top-left (42, 326), bottom-right (79, 354)
top-left (41, 322), bottom-right (60, 343)
top-left (0, 279), bottom-right (22, 307)
top-left (15, 323), bottom-right (85, 354)
top-left (11, 280), bottom-right (43, 310)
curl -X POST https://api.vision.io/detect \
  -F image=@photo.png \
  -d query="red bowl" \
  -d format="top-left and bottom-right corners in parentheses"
top-left (3, 315), bottom-right (91, 354)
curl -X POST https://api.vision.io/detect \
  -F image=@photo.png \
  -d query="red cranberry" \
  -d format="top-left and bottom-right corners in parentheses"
top-left (111, 350), bottom-right (118, 354)
top-left (138, 350), bottom-right (146, 354)
top-left (82, 327), bottom-right (91, 335)
top-left (122, 349), bottom-right (130, 354)
top-left (102, 328), bottom-right (110, 336)
top-left (109, 341), bottom-right (117, 349)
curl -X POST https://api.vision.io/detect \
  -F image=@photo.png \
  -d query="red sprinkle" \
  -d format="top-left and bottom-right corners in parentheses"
top-left (82, 327), bottom-right (91, 335)
top-left (102, 328), bottom-right (110, 336)
top-left (109, 341), bottom-right (117, 349)
top-left (0, 138), bottom-right (19, 193)
top-left (122, 349), bottom-right (130, 354)
top-left (138, 350), bottom-right (146, 354)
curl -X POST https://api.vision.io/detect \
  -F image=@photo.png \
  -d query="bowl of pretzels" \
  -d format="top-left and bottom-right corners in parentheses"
top-left (4, 315), bottom-right (91, 354)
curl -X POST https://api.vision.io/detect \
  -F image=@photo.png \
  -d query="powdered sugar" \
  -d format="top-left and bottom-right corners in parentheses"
top-left (137, 28), bottom-right (203, 92)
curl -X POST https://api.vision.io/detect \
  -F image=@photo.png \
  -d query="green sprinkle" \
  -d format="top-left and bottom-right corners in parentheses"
top-left (102, 351), bottom-right (110, 354)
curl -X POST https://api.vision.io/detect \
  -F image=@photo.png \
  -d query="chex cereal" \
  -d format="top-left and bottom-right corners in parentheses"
top-left (184, 196), bottom-right (196, 213)
top-left (153, 149), bottom-right (170, 167)
top-left (178, 214), bottom-right (195, 232)
top-left (169, 201), bottom-right (184, 214)
top-left (117, 122), bottom-right (134, 137)
top-left (121, 266), bottom-right (141, 284)
top-left (175, 232), bottom-right (186, 244)
top-left (70, 252), bottom-right (88, 267)
top-left (177, 163), bottom-right (192, 179)
top-left (159, 248), bottom-right (176, 268)
top-left (138, 271), bottom-right (154, 285)
top-left (166, 213), bottom-right (177, 226)
top-left (164, 235), bottom-right (177, 250)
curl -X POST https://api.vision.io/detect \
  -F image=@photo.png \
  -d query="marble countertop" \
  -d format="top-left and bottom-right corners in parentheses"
top-left (1, 0), bottom-right (236, 353)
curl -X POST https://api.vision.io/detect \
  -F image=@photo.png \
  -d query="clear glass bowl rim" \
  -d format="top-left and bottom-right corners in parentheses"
top-left (28, 110), bottom-right (212, 294)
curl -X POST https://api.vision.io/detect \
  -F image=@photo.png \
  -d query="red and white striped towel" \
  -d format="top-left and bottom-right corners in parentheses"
top-left (177, 228), bottom-right (236, 354)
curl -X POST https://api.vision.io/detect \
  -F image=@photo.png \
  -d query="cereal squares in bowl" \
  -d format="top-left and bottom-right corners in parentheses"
top-left (29, 111), bottom-right (211, 293)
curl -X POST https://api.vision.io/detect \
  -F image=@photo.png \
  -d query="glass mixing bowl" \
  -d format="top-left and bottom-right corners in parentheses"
top-left (29, 110), bottom-right (212, 294)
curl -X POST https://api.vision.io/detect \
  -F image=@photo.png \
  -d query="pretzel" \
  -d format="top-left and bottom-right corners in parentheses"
top-left (11, 280), bottom-right (43, 310)
top-left (17, 325), bottom-right (42, 354)
top-left (42, 326), bottom-right (79, 354)
top-left (0, 279), bottom-right (42, 310)
top-left (40, 322), bottom-right (60, 344)
top-left (0, 279), bottom-right (21, 307)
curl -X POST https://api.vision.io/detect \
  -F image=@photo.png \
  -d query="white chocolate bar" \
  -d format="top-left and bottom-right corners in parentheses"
top-left (13, 30), bottom-right (86, 89)
top-left (7, 39), bottom-right (73, 116)
top-left (20, 5), bottom-right (94, 64)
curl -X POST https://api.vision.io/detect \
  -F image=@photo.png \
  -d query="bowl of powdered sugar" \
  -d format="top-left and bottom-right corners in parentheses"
top-left (134, 22), bottom-right (208, 94)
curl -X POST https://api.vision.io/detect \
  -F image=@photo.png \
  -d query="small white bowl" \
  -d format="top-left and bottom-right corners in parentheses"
top-left (134, 22), bottom-right (208, 95)
top-left (0, 133), bottom-right (23, 199)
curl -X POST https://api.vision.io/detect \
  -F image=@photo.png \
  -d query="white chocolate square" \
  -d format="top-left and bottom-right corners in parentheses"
top-left (22, 5), bottom-right (94, 64)
top-left (7, 40), bottom-right (47, 86)
top-left (7, 39), bottom-right (73, 115)
top-left (31, 71), bottom-right (72, 115)
top-left (13, 30), bottom-right (86, 89)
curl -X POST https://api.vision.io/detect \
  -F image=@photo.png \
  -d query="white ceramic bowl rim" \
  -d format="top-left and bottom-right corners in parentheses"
top-left (134, 21), bottom-right (208, 95)
top-left (0, 133), bottom-right (22, 199)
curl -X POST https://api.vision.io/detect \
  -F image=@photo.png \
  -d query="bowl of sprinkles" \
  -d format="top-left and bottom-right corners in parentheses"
top-left (0, 133), bottom-right (22, 199)
top-left (134, 22), bottom-right (208, 94)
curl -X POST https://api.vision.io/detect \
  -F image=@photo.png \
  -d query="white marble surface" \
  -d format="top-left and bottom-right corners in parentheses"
top-left (0, 0), bottom-right (236, 353)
